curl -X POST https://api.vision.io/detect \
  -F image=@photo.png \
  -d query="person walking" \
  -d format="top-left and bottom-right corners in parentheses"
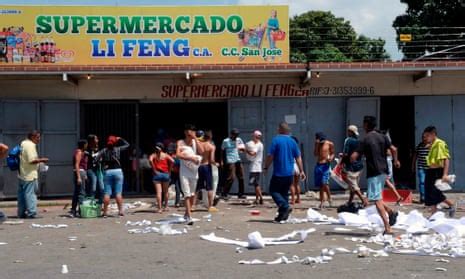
top-left (150, 142), bottom-right (174, 213)
top-left (98, 135), bottom-right (130, 217)
top-left (246, 130), bottom-right (264, 205)
top-left (220, 128), bottom-right (246, 200)
top-left (86, 134), bottom-right (104, 205)
top-left (264, 122), bottom-right (306, 223)
top-left (70, 139), bottom-right (88, 217)
top-left (351, 116), bottom-right (399, 235)
top-left (412, 132), bottom-right (431, 204)
top-left (342, 125), bottom-right (368, 207)
top-left (176, 124), bottom-right (204, 225)
top-left (17, 131), bottom-right (49, 219)
top-left (314, 132), bottom-right (335, 209)
top-left (423, 126), bottom-right (456, 217)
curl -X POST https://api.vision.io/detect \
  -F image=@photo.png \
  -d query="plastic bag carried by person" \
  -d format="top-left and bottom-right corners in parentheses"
top-left (435, 174), bottom-right (456, 192)
top-left (330, 162), bottom-right (348, 189)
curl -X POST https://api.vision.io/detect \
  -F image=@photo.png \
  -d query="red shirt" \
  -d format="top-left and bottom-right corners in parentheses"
top-left (152, 155), bottom-right (170, 173)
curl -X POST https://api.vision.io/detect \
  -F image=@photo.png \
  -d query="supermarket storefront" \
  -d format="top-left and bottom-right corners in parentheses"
top-left (1, 62), bottom-right (465, 197)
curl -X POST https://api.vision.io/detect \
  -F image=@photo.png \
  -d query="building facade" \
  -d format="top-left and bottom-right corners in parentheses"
top-left (1, 61), bottom-right (465, 198)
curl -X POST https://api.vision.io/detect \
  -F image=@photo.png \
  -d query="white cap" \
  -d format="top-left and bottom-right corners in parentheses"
top-left (253, 130), bottom-right (262, 137)
top-left (348, 125), bottom-right (359, 136)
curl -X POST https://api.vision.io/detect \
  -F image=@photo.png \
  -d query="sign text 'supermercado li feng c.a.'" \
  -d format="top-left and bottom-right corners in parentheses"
top-left (0, 5), bottom-right (289, 65)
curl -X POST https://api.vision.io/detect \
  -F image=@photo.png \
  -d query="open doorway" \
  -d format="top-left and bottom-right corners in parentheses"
top-left (139, 102), bottom-right (228, 193)
top-left (380, 96), bottom-right (415, 189)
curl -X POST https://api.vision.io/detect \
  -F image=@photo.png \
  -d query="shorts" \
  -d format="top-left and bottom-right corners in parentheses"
top-left (314, 163), bottom-right (330, 187)
top-left (367, 174), bottom-right (387, 201)
top-left (344, 170), bottom-right (361, 192)
top-left (197, 165), bottom-right (213, 191)
top-left (104, 169), bottom-right (124, 197)
top-left (153, 172), bottom-right (170, 183)
top-left (249, 172), bottom-right (261, 187)
top-left (181, 176), bottom-right (198, 197)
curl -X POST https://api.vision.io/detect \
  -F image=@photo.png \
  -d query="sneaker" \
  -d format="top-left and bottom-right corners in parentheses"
top-left (185, 217), bottom-right (194, 226)
top-left (448, 206), bottom-right (456, 218)
top-left (208, 207), bottom-right (219, 213)
top-left (221, 195), bottom-right (230, 201)
top-left (238, 195), bottom-right (247, 199)
top-left (281, 207), bottom-right (293, 222)
top-left (274, 211), bottom-right (285, 223)
top-left (388, 211), bottom-right (398, 226)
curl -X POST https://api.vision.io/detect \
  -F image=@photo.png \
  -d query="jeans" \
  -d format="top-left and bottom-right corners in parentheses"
top-left (222, 162), bottom-right (245, 196)
top-left (17, 179), bottom-right (38, 218)
top-left (71, 170), bottom-right (87, 213)
top-left (104, 169), bottom-right (124, 197)
top-left (417, 168), bottom-right (426, 200)
top-left (171, 173), bottom-right (183, 205)
top-left (87, 169), bottom-right (104, 204)
top-left (269, 175), bottom-right (293, 213)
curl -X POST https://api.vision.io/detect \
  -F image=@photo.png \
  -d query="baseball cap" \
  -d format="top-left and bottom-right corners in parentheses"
top-left (253, 130), bottom-right (262, 137)
top-left (348, 125), bottom-right (359, 136)
top-left (231, 128), bottom-right (240, 135)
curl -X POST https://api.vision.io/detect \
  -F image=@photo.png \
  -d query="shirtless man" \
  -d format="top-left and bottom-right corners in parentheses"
top-left (197, 130), bottom-right (219, 212)
top-left (314, 132), bottom-right (335, 209)
top-left (176, 124), bottom-right (204, 225)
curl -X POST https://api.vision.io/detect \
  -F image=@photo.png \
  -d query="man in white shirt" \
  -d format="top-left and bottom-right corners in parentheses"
top-left (246, 130), bottom-right (264, 205)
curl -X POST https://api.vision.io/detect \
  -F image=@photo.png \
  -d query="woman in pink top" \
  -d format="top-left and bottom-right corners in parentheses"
top-left (150, 142), bottom-right (174, 213)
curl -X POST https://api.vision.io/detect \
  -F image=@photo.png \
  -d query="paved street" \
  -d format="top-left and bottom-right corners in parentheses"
top-left (1, 194), bottom-right (465, 279)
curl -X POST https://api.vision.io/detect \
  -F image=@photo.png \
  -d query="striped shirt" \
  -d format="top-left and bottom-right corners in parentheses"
top-left (415, 143), bottom-right (430, 169)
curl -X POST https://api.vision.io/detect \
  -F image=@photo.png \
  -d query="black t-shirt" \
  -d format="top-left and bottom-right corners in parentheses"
top-left (358, 130), bottom-right (391, 178)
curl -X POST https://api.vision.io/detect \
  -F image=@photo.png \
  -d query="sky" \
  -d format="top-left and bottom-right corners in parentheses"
top-left (1, 0), bottom-right (407, 60)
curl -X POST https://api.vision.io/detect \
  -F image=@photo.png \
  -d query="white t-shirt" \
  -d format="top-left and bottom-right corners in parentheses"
top-left (246, 140), bottom-right (263, 173)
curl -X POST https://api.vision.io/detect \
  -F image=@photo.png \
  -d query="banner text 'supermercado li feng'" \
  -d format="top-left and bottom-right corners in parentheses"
top-left (0, 5), bottom-right (289, 65)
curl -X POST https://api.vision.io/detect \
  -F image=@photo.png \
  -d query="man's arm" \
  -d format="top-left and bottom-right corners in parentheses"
top-left (210, 145), bottom-right (216, 164)
top-left (176, 141), bottom-right (192, 161)
top-left (442, 158), bottom-right (450, 181)
top-left (329, 142), bottom-right (335, 162)
top-left (389, 145), bottom-right (401, 168)
top-left (264, 154), bottom-right (273, 171)
top-left (295, 156), bottom-right (307, 181)
top-left (74, 150), bottom-right (82, 184)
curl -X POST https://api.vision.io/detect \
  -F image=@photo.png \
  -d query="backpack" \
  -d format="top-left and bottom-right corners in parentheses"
top-left (6, 145), bottom-right (21, 171)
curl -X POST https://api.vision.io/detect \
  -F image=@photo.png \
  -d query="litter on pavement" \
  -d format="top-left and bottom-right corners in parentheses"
top-left (200, 228), bottom-right (316, 249)
top-left (31, 224), bottom-right (68, 229)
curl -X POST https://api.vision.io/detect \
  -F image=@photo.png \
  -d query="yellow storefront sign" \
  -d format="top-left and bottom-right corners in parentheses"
top-left (0, 5), bottom-right (289, 65)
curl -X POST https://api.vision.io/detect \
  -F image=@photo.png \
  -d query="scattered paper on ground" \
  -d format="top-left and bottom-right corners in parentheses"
top-left (200, 228), bottom-right (316, 249)
top-left (31, 224), bottom-right (68, 229)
